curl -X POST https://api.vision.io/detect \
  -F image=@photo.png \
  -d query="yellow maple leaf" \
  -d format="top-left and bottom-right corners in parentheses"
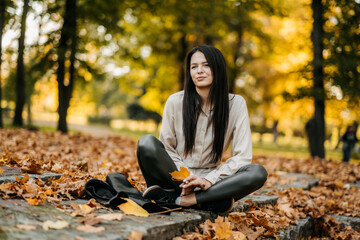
top-left (0, 168), bottom-right (4, 174)
top-left (214, 217), bottom-right (232, 240)
top-left (118, 198), bottom-right (149, 217)
top-left (169, 167), bottom-right (190, 181)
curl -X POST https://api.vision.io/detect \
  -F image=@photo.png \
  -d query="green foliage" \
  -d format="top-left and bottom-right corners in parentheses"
top-left (323, 0), bottom-right (360, 103)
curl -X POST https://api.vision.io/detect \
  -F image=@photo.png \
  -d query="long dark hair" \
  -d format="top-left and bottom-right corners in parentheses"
top-left (183, 45), bottom-right (229, 164)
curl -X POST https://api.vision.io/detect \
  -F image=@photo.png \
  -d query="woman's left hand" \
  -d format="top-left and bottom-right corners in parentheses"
top-left (180, 175), bottom-right (212, 196)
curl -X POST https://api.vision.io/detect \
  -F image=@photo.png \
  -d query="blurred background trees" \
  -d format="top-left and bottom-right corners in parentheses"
top-left (0, 0), bottom-right (359, 159)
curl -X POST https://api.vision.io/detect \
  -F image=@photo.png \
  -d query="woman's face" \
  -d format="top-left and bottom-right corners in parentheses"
top-left (190, 51), bottom-right (213, 91)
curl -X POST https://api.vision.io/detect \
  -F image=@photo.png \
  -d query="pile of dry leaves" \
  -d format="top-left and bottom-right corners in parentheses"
top-left (0, 128), bottom-right (359, 239)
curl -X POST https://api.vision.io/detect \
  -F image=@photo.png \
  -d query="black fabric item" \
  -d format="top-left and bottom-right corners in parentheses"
top-left (84, 173), bottom-right (177, 214)
top-left (143, 186), bottom-right (178, 205)
top-left (106, 173), bottom-right (142, 196)
top-left (84, 178), bottom-right (117, 204)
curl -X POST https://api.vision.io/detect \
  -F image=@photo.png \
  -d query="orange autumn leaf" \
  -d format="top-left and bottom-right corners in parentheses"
top-left (27, 197), bottom-right (45, 206)
top-left (170, 167), bottom-right (190, 181)
top-left (118, 198), bottom-right (149, 217)
top-left (0, 168), bottom-right (4, 174)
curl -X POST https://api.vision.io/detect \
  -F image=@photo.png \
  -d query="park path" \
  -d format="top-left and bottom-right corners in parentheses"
top-left (33, 120), bottom-right (118, 137)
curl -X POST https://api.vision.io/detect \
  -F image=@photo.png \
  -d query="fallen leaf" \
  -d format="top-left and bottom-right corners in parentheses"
top-left (43, 220), bottom-right (69, 230)
top-left (97, 213), bottom-right (123, 221)
top-left (0, 168), bottom-right (4, 174)
top-left (230, 231), bottom-right (247, 240)
top-left (76, 224), bottom-right (105, 233)
top-left (74, 237), bottom-right (86, 240)
top-left (170, 167), bottom-right (190, 181)
top-left (214, 217), bottom-right (232, 240)
top-left (70, 203), bottom-right (94, 213)
top-left (277, 203), bottom-right (296, 219)
top-left (118, 198), bottom-right (149, 217)
top-left (77, 213), bottom-right (102, 226)
top-left (127, 229), bottom-right (143, 240)
top-left (16, 224), bottom-right (37, 230)
top-left (27, 197), bottom-right (45, 206)
top-left (21, 173), bottom-right (30, 184)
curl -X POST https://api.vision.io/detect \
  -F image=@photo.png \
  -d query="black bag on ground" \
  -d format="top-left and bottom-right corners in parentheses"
top-left (84, 172), bottom-right (178, 214)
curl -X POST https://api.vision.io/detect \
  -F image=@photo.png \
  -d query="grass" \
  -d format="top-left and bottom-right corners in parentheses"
top-left (252, 141), bottom-right (343, 162)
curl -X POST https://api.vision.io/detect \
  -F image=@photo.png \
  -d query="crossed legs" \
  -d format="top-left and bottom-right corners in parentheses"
top-left (137, 134), bottom-right (268, 205)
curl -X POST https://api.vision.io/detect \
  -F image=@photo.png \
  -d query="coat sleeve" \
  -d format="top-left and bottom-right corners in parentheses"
top-left (159, 96), bottom-right (189, 171)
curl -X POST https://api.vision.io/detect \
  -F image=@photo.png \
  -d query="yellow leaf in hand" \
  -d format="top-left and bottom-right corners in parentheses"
top-left (118, 198), bottom-right (149, 217)
top-left (169, 167), bottom-right (190, 181)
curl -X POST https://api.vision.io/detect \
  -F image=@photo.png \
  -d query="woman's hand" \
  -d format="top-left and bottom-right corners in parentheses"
top-left (179, 175), bottom-right (212, 196)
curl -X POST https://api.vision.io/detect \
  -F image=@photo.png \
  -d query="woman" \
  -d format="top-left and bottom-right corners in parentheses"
top-left (136, 45), bottom-right (268, 213)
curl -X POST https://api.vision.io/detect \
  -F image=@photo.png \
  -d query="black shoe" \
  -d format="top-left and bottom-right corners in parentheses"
top-left (142, 185), bottom-right (179, 205)
top-left (199, 198), bottom-right (234, 213)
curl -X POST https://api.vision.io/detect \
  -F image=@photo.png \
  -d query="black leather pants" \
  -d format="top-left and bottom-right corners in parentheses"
top-left (137, 134), bottom-right (268, 204)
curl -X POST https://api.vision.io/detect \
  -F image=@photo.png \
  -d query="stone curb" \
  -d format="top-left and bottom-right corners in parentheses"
top-left (330, 215), bottom-right (360, 231)
top-left (274, 173), bottom-right (320, 190)
top-left (0, 172), bottom-right (62, 184)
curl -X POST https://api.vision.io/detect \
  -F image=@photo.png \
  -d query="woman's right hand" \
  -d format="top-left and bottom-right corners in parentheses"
top-left (180, 175), bottom-right (212, 196)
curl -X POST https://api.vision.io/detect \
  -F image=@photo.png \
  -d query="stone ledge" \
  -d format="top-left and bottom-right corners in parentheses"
top-left (330, 214), bottom-right (360, 231)
top-left (0, 172), bottom-right (62, 184)
top-left (269, 173), bottom-right (320, 191)
top-left (275, 216), bottom-right (315, 240)
top-left (231, 194), bottom-right (279, 213)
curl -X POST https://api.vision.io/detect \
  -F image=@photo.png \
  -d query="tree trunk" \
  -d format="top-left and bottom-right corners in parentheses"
top-left (0, 0), bottom-right (6, 128)
top-left (57, 0), bottom-right (77, 133)
top-left (178, 33), bottom-right (187, 90)
top-left (272, 120), bottom-right (279, 143)
top-left (308, 0), bottom-right (325, 158)
top-left (13, 0), bottom-right (29, 126)
top-left (228, 27), bottom-right (243, 93)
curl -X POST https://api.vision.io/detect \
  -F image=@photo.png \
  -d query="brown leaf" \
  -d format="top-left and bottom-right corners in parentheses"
top-left (16, 224), bottom-right (37, 230)
top-left (169, 167), bottom-right (190, 181)
top-left (118, 198), bottom-right (149, 217)
top-left (76, 224), bottom-right (105, 233)
top-left (127, 230), bottom-right (143, 240)
top-left (230, 231), bottom-right (247, 240)
top-left (42, 220), bottom-right (69, 230)
top-left (77, 213), bottom-right (102, 226)
top-left (97, 213), bottom-right (123, 221)
top-left (21, 173), bottom-right (30, 184)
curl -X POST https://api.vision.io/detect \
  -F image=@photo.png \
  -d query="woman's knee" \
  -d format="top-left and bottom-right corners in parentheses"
top-left (250, 164), bottom-right (268, 186)
top-left (137, 134), bottom-right (160, 158)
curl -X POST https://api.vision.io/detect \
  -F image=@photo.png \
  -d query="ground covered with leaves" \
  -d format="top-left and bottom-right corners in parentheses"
top-left (0, 128), bottom-right (359, 239)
